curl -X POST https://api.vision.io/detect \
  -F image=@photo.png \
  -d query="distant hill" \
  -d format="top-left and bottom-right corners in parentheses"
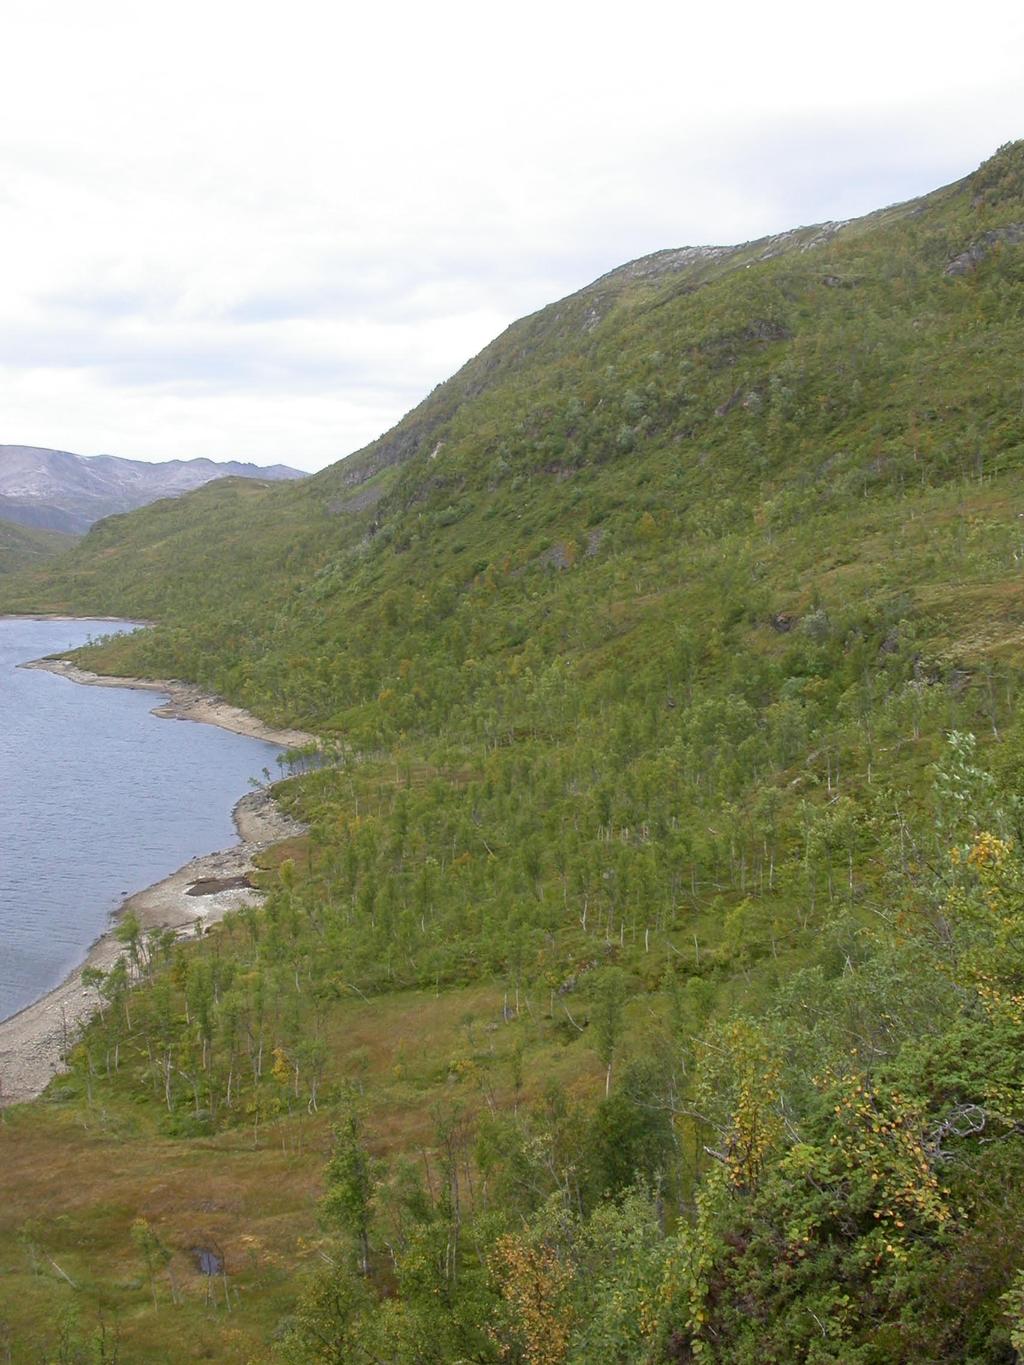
top-left (0, 516), bottom-right (72, 574)
top-left (0, 445), bottom-right (304, 533)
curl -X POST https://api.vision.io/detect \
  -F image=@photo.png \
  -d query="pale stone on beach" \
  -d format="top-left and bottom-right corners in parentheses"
top-left (0, 657), bottom-right (314, 1106)
top-left (0, 790), bottom-right (306, 1106)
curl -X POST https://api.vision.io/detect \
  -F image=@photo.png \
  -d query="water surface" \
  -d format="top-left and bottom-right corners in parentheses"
top-left (0, 618), bottom-right (282, 1021)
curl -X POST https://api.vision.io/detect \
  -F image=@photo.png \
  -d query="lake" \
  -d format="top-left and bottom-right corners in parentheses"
top-left (0, 617), bottom-right (283, 1022)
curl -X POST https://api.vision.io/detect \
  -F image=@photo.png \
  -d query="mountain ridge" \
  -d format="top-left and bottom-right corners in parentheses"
top-left (0, 444), bottom-right (304, 534)
top-left (302, 162), bottom-right (976, 497)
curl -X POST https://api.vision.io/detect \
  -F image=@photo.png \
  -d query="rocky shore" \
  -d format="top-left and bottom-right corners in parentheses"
top-left (0, 791), bottom-right (307, 1106)
top-left (0, 644), bottom-right (317, 1105)
top-left (20, 655), bottom-right (316, 749)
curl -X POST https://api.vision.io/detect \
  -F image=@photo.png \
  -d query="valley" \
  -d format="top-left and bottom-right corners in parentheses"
top-left (1, 142), bottom-right (1024, 1362)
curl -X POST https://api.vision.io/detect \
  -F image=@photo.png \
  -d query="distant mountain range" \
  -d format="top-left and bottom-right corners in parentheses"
top-left (0, 445), bottom-right (304, 533)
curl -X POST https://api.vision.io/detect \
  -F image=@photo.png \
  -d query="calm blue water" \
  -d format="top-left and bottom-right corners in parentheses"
top-left (0, 618), bottom-right (283, 1021)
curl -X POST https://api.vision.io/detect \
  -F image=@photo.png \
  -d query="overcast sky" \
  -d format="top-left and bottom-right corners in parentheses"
top-left (2, 1), bottom-right (1023, 473)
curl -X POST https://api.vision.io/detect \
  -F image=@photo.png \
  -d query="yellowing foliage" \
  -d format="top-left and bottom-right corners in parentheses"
top-left (490, 1234), bottom-right (575, 1365)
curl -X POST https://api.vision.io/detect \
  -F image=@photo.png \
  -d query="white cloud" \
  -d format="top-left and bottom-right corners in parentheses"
top-left (1, 0), bottom-right (1022, 470)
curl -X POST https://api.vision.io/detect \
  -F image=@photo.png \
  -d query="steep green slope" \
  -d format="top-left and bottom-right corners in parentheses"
top-left (0, 516), bottom-right (73, 575)
top-left (3, 143), bottom-right (1024, 1362)
top-left (6, 141), bottom-right (1023, 716)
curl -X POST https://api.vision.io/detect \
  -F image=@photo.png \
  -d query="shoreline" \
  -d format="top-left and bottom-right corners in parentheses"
top-left (0, 642), bottom-right (319, 1106)
top-left (0, 614), bottom-right (151, 623)
top-left (0, 790), bottom-right (307, 1107)
top-left (21, 656), bottom-right (318, 750)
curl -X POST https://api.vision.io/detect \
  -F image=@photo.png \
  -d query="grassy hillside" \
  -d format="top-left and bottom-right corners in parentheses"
top-left (3, 142), bottom-right (1024, 1362)
top-left (0, 516), bottom-right (73, 575)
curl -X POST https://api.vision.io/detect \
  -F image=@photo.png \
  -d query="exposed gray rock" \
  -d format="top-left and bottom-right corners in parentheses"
top-left (756, 220), bottom-right (851, 261)
top-left (538, 541), bottom-right (574, 571)
top-left (585, 527), bottom-right (605, 556)
top-left (944, 223), bottom-right (1024, 276)
top-left (586, 244), bottom-right (742, 290)
top-left (328, 483), bottom-right (385, 516)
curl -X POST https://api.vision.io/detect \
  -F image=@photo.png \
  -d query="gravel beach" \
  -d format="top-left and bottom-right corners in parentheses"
top-left (0, 656), bottom-right (315, 1105)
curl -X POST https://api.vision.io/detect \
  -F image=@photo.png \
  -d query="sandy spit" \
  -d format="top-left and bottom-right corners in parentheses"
top-left (20, 656), bottom-right (318, 750)
top-left (0, 792), bottom-right (307, 1107)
